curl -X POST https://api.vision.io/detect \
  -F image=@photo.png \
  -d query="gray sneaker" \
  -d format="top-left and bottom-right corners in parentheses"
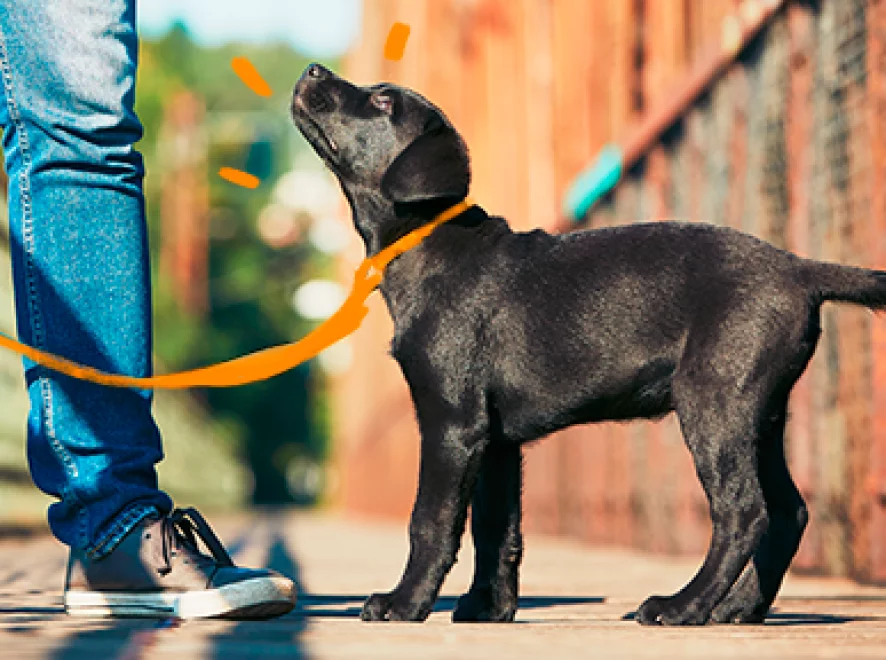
top-left (64, 508), bottom-right (296, 620)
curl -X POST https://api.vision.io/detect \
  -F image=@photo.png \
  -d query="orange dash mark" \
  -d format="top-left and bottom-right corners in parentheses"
top-left (384, 22), bottom-right (411, 61)
top-left (231, 56), bottom-right (273, 97)
top-left (219, 167), bottom-right (260, 189)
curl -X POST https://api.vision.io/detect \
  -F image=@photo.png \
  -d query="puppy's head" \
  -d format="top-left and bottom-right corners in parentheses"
top-left (291, 63), bottom-right (470, 206)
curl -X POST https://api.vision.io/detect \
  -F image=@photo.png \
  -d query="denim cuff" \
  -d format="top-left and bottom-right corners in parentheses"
top-left (87, 502), bottom-right (161, 560)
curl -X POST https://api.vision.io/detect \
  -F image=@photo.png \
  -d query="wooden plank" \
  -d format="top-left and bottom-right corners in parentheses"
top-left (426, 0), bottom-right (465, 129)
top-left (811, 0), bottom-right (850, 577)
top-left (839, 0), bottom-right (874, 583)
top-left (867, 0), bottom-right (886, 583)
top-left (484, 0), bottom-right (529, 229)
top-left (551, 0), bottom-right (595, 203)
top-left (785, 0), bottom-right (820, 573)
top-left (644, 0), bottom-right (689, 108)
top-left (608, 0), bottom-right (639, 138)
top-left (524, 0), bottom-right (557, 231)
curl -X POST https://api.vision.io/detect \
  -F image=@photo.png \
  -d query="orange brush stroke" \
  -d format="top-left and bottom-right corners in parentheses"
top-left (384, 22), bottom-right (411, 61)
top-left (0, 199), bottom-right (475, 389)
top-left (219, 167), bottom-right (260, 189)
top-left (231, 56), bottom-right (273, 97)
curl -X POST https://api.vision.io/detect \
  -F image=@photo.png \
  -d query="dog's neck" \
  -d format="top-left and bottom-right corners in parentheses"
top-left (343, 186), bottom-right (506, 326)
top-left (345, 187), bottom-right (468, 257)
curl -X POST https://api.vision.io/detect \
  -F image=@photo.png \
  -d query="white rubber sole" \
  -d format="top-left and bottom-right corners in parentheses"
top-left (64, 575), bottom-right (296, 620)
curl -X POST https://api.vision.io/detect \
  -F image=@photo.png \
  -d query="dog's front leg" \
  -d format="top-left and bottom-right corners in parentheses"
top-left (361, 424), bottom-right (487, 622)
top-left (453, 441), bottom-right (522, 622)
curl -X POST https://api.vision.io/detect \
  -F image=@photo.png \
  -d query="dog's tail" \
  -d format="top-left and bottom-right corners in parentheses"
top-left (802, 259), bottom-right (886, 309)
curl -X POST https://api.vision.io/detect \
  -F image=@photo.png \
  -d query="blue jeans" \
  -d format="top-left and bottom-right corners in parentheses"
top-left (0, 0), bottom-right (172, 557)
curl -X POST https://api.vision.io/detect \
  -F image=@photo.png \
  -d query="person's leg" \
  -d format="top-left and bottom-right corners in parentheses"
top-left (0, 1), bottom-right (295, 619)
top-left (0, 0), bottom-right (171, 557)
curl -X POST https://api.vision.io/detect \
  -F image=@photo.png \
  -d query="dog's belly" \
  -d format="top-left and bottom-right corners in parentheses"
top-left (491, 351), bottom-right (677, 444)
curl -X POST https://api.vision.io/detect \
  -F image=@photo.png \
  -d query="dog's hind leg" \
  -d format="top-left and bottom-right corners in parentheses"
top-left (637, 380), bottom-right (770, 625)
top-left (711, 406), bottom-right (808, 623)
top-left (711, 316), bottom-right (819, 624)
top-left (453, 441), bottom-right (523, 622)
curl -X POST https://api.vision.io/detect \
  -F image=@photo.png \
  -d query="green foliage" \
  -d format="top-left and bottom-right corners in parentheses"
top-left (136, 23), bottom-right (338, 506)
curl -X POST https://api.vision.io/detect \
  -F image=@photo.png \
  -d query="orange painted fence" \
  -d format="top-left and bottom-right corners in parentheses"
top-left (332, 0), bottom-right (886, 583)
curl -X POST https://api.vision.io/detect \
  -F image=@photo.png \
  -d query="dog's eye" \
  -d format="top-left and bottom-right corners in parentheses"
top-left (371, 93), bottom-right (393, 114)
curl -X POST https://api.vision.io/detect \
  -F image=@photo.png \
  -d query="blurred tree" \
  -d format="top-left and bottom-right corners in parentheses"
top-left (135, 23), bottom-right (337, 506)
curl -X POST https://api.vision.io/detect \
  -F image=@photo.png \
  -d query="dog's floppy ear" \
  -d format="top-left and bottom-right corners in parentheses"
top-left (381, 123), bottom-right (470, 204)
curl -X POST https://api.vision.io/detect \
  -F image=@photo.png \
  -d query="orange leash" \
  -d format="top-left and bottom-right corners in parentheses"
top-left (0, 198), bottom-right (475, 389)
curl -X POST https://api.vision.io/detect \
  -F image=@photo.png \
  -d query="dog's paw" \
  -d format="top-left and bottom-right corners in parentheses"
top-left (360, 591), bottom-right (430, 622)
top-left (360, 593), bottom-right (393, 621)
top-left (452, 587), bottom-right (517, 623)
top-left (637, 595), bottom-right (710, 626)
top-left (710, 596), bottom-right (768, 624)
top-left (709, 573), bottom-right (769, 624)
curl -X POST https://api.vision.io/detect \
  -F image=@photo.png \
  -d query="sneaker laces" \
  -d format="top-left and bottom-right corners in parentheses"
top-left (159, 507), bottom-right (235, 575)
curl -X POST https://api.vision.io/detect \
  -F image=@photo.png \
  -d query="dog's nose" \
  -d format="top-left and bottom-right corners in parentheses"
top-left (306, 63), bottom-right (329, 81)
top-left (295, 64), bottom-right (329, 102)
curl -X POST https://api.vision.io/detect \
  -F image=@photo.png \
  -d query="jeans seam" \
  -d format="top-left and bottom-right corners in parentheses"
top-left (88, 502), bottom-right (158, 560)
top-left (0, 26), bottom-right (84, 540)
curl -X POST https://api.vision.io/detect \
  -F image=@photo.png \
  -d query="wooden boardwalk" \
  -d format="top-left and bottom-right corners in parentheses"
top-left (1, 511), bottom-right (885, 659)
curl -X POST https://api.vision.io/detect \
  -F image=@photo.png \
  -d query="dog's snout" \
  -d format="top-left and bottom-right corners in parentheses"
top-left (293, 64), bottom-right (337, 115)
top-left (295, 64), bottom-right (331, 97)
top-left (305, 63), bottom-right (331, 81)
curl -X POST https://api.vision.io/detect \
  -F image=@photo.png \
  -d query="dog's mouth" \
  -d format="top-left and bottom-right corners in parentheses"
top-left (304, 113), bottom-right (340, 157)
top-left (292, 93), bottom-right (340, 162)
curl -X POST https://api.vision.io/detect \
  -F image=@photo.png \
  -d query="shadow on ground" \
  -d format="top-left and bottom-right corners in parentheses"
top-left (297, 594), bottom-right (605, 619)
top-left (620, 608), bottom-right (886, 626)
top-left (207, 511), bottom-right (307, 659)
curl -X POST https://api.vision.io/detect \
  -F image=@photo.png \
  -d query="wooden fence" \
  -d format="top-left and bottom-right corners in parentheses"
top-left (331, 0), bottom-right (886, 582)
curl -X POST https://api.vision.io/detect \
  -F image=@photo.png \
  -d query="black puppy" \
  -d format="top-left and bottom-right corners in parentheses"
top-left (291, 63), bottom-right (886, 626)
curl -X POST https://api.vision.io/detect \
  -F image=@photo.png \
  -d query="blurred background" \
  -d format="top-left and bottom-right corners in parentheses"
top-left (1, 0), bottom-right (885, 586)
top-left (0, 0), bottom-right (362, 520)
